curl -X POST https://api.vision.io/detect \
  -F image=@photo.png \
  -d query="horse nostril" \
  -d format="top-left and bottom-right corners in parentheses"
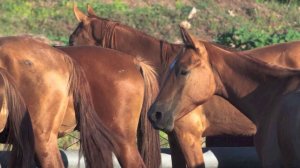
top-left (155, 111), bottom-right (162, 121)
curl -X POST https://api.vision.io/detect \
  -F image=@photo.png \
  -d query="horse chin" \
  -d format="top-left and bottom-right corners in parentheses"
top-left (150, 114), bottom-right (175, 132)
top-left (152, 122), bottom-right (174, 132)
top-left (162, 122), bottom-right (174, 133)
top-left (160, 116), bottom-right (175, 132)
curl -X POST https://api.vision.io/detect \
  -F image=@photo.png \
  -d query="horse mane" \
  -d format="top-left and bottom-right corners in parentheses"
top-left (89, 15), bottom-right (173, 45)
top-left (204, 41), bottom-right (300, 78)
top-left (88, 15), bottom-right (183, 75)
top-left (204, 40), bottom-right (239, 52)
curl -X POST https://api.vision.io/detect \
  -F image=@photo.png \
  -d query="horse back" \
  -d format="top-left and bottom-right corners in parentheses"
top-left (241, 41), bottom-right (300, 68)
top-left (57, 46), bottom-right (144, 121)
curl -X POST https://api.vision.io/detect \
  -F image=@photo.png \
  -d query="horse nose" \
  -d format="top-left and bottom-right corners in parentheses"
top-left (154, 111), bottom-right (162, 122)
top-left (154, 111), bottom-right (162, 121)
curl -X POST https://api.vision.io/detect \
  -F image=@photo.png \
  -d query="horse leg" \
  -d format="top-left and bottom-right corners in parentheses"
top-left (111, 115), bottom-right (145, 168)
top-left (277, 95), bottom-right (300, 167)
top-left (115, 139), bottom-right (145, 168)
top-left (31, 92), bottom-right (69, 168)
top-left (34, 133), bottom-right (63, 167)
top-left (113, 108), bottom-right (145, 168)
top-left (174, 107), bottom-right (205, 168)
top-left (168, 131), bottom-right (187, 168)
top-left (254, 115), bottom-right (281, 168)
top-left (97, 90), bottom-right (145, 168)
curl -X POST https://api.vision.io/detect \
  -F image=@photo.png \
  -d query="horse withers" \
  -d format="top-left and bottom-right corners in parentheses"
top-left (149, 27), bottom-right (300, 167)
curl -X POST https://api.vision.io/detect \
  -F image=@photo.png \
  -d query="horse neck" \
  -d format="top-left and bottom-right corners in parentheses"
top-left (107, 25), bottom-right (182, 76)
top-left (206, 43), bottom-right (300, 123)
top-left (240, 41), bottom-right (300, 69)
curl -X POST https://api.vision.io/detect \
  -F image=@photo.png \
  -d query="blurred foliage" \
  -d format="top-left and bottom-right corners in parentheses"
top-left (0, 0), bottom-right (193, 42)
top-left (58, 131), bottom-right (80, 150)
top-left (0, 0), bottom-right (299, 44)
top-left (256, 0), bottom-right (300, 5)
top-left (217, 27), bottom-right (300, 50)
top-left (160, 131), bottom-right (169, 148)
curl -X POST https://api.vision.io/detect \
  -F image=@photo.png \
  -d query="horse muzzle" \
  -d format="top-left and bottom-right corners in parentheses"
top-left (148, 104), bottom-right (175, 132)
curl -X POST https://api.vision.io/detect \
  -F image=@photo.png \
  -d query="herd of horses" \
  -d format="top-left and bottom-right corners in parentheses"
top-left (0, 4), bottom-right (300, 168)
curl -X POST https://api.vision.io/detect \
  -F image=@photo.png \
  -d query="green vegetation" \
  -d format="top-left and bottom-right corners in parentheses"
top-left (0, 0), bottom-right (299, 45)
top-left (160, 132), bottom-right (169, 148)
top-left (0, 0), bottom-right (299, 147)
top-left (257, 0), bottom-right (300, 5)
top-left (217, 27), bottom-right (300, 50)
top-left (58, 132), bottom-right (80, 150)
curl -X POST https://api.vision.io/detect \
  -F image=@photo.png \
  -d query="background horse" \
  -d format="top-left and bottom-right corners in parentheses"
top-left (0, 68), bottom-right (35, 168)
top-left (57, 46), bottom-right (159, 168)
top-left (69, 6), bottom-right (162, 168)
top-left (68, 6), bottom-right (255, 167)
top-left (69, 6), bottom-right (300, 167)
top-left (149, 27), bottom-right (300, 167)
top-left (0, 36), bottom-right (116, 168)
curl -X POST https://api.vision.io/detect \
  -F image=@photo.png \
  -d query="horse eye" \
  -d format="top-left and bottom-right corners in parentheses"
top-left (180, 69), bottom-right (189, 76)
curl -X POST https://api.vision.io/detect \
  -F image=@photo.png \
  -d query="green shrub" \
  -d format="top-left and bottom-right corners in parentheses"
top-left (257, 0), bottom-right (300, 5)
top-left (216, 27), bottom-right (300, 50)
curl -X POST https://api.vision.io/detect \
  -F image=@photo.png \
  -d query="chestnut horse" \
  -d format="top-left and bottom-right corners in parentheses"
top-left (69, 6), bottom-right (161, 168)
top-left (0, 36), bottom-right (116, 168)
top-left (57, 46), bottom-right (159, 168)
top-left (149, 27), bottom-right (300, 168)
top-left (0, 68), bottom-right (35, 168)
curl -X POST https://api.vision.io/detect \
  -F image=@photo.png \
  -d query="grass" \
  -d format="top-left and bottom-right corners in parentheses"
top-left (1, 0), bottom-right (299, 44)
top-left (160, 132), bottom-right (169, 148)
top-left (58, 131), bottom-right (80, 150)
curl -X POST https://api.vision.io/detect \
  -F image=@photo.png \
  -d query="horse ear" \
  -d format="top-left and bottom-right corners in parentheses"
top-left (179, 25), bottom-right (197, 48)
top-left (179, 26), bottom-right (207, 58)
top-left (73, 4), bottom-right (88, 22)
top-left (179, 25), bottom-right (189, 45)
top-left (87, 4), bottom-right (96, 16)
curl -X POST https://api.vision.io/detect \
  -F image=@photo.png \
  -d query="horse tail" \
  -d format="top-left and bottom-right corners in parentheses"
top-left (67, 59), bottom-right (117, 168)
top-left (0, 68), bottom-right (35, 168)
top-left (134, 57), bottom-right (161, 168)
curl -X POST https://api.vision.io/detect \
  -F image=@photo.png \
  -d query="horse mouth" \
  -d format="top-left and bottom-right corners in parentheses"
top-left (148, 113), bottom-right (175, 132)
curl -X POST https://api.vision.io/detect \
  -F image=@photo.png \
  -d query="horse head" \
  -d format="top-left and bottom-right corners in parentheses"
top-left (148, 27), bottom-right (217, 132)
